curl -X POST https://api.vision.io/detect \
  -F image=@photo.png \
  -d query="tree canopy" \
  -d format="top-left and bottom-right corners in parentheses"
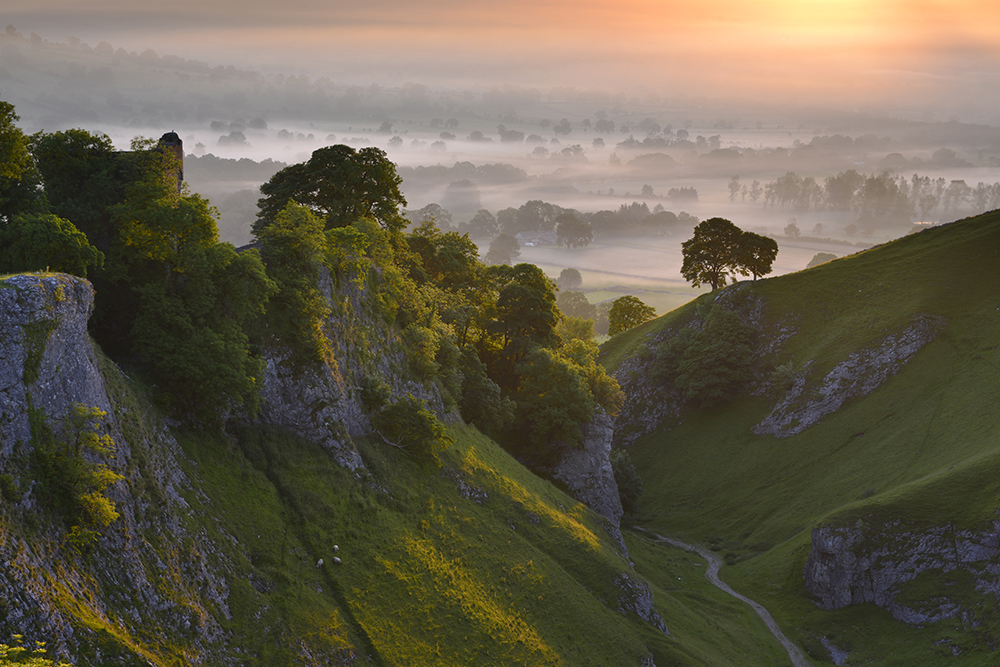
top-left (114, 174), bottom-right (275, 424)
top-left (254, 144), bottom-right (407, 235)
top-left (681, 217), bottom-right (778, 290)
top-left (555, 213), bottom-right (594, 248)
top-left (484, 233), bottom-right (520, 265)
top-left (0, 213), bottom-right (104, 277)
top-left (608, 295), bottom-right (656, 335)
top-left (654, 303), bottom-right (755, 406)
top-left (0, 101), bottom-right (42, 221)
top-left (734, 230), bottom-right (778, 281)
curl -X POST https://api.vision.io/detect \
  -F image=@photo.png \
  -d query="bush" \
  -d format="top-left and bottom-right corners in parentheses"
top-left (655, 304), bottom-right (755, 406)
top-left (0, 635), bottom-right (73, 666)
top-left (374, 395), bottom-right (453, 465)
top-left (0, 474), bottom-right (17, 503)
top-left (457, 346), bottom-right (514, 435)
top-left (0, 213), bottom-right (104, 277)
top-left (30, 404), bottom-right (123, 544)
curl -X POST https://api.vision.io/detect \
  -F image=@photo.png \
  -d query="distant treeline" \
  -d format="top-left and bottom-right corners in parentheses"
top-left (184, 154), bottom-right (288, 184)
top-left (736, 169), bottom-right (1000, 226)
top-left (409, 199), bottom-right (698, 241)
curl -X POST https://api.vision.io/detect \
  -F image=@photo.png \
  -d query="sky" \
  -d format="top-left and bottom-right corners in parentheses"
top-left (8, 0), bottom-right (1000, 116)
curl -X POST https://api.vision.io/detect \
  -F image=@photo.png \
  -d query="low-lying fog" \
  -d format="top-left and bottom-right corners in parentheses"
top-left (3, 21), bottom-right (1000, 308)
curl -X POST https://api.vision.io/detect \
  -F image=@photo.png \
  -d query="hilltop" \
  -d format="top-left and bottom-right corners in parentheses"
top-left (606, 211), bottom-right (1000, 663)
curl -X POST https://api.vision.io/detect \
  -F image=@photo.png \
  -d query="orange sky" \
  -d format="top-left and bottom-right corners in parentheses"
top-left (9, 0), bottom-right (1000, 109)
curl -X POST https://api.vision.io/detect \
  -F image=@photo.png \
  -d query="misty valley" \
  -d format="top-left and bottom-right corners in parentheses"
top-left (1, 23), bottom-right (1000, 667)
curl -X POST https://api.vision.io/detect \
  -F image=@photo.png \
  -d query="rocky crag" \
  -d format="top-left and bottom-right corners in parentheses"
top-left (0, 274), bottom-right (234, 663)
top-left (257, 267), bottom-right (447, 471)
top-left (611, 284), bottom-right (942, 447)
top-left (805, 519), bottom-right (1000, 630)
top-left (610, 285), bottom-right (794, 448)
top-left (0, 272), bottom-right (632, 664)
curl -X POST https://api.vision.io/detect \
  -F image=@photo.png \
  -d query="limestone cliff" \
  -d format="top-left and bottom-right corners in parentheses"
top-left (0, 272), bottom-right (666, 667)
top-left (1, 275), bottom-right (111, 455)
top-left (804, 519), bottom-right (1000, 626)
top-left (256, 267), bottom-right (447, 471)
top-left (0, 275), bottom-right (233, 663)
top-left (549, 409), bottom-right (623, 527)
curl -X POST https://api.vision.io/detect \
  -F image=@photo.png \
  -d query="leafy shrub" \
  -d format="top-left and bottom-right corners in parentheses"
top-left (30, 404), bottom-right (123, 545)
top-left (654, 304), bottom-right (755, 406)
top-left (358, 372), bottom-right (391, 411)
top-left (374, 394), bottom-right (453, 465)
top-left (769, 360), bottom-right (797, 396)
top-left (0, 635), bottom-right (72, 666)
top-left (0, 474), bottom-right (17, 503)
top-left (0, 213), bottom-right (104, 277)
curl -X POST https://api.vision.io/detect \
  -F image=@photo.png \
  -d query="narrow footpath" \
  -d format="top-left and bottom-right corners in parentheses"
top-left (638, 528), bottom-right (812, 667)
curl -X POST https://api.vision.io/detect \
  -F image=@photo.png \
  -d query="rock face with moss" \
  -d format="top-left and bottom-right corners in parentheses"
top-left (0, 274), bottom-right (230, 662)
top-left (804, 520), bottom-right (1000, 624)
top-left (256, 268), bottom-right (447, 470)
top-left (0, 275), bottom-right (109, 458)
top-left (549, 409), bottom-right (623, 527)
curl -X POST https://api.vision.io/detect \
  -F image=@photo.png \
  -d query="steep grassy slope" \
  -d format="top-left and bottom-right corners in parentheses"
top-left (1, 332), bottom-right (802, 666)
top-left (604, 213), bottom-right (1000, 663)
top-left (172, 419), bottom-right (801, 667)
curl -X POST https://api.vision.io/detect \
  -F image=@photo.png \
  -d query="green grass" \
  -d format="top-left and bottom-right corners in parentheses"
top-left (624, 532), bottom-right (793, 666)
top-left (606, 212), bottom-right (1000, 664)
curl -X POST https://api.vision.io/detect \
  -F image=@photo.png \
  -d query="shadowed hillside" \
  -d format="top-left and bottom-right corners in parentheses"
top-left (605, 211), bottom-right (1000, 664)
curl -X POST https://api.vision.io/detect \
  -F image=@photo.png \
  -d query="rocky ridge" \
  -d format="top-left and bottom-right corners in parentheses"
top-left (804, 519), bottom-right (1000, 627)
top-left (753, 314), bottom-right (945, 438)
top-left (257, 267), bottom-right (448, 471)
top-left (0, 275), bottom-right (231, 662)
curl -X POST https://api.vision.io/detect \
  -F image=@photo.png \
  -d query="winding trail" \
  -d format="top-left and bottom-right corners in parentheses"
top-left (638, 528), bottom-right (811, 667)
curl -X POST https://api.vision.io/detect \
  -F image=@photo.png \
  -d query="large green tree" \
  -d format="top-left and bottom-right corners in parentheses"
top-left (734, 230), bottom-right (778, 280)
top-left (115, 177), bottom-right (275, 424)
top-left (556, 290), bottom-right (596, 320)
top-left (30, 129), bottom-right (160, 251)
top-left (0, 213), bottom-right (104, 277)
top-left (256, 202), bottom-right (331, 365)
top-left (254, 145), bottom-right (407, 235)
top-left (608, 295), bottom-right (656, 335)
top-left (555, 212), bottom-right (594, 248)
top-left (680, 217), bottom-right (745, 290)
top-left (491, 263), bottom-right (561, 364)
top-left (514, 347), bottom-right (596, 456)
top-left (0, 101), bottom-right (42, 221)
top-left (484, 232), bottom-right (520, 265)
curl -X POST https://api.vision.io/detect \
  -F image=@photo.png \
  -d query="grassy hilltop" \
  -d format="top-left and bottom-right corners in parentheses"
top-left (604, 211), bottom-right (1000, 663)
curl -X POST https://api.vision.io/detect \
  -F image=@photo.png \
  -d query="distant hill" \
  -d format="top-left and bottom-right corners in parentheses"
top-left (604, 211), bottom-right (1000, 664)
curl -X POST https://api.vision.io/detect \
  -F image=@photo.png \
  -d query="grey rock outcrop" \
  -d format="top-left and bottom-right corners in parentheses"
top-left (257, 348), bottom-right (367, 470)
top-left (549, 409), bottom-right (623, 527)
top-left (256, 267), bottom-right (447, 470)
top-left (755, 314), bottom-right (944, 438)
top-left (0, 274), bottom-right (229, 661)
top-left (615, 573), bottom-right (669, 635)
top-left (804, 519), bottom-right (1000, 624)
top-left (0, 275), bottom-right (110, 459)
